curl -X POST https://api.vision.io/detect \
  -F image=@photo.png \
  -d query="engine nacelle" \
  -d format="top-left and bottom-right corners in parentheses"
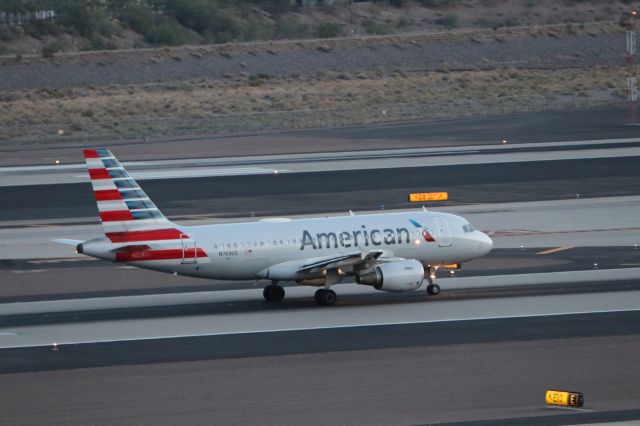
top-left (356, 259), bottom-right (424, 292)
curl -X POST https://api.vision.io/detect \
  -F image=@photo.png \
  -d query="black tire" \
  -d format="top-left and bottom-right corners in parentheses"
top-left (272, 285), bottom-right (285, 302)
top-left (264, 285), bottom-right (285, 302)
top-left (263, 286), bottom-right (272, 301)
top-left (427, 284), bottom-right (441, 295)
top-left (315, 289), bottom-right (337, 306)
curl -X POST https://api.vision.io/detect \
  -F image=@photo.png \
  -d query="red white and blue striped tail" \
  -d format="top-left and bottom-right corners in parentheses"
top-left (83, 148), bottom-right (185, 245)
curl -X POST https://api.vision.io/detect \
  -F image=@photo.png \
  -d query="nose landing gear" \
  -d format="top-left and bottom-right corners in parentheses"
top-left (425, 267), bottom-right (441, 295)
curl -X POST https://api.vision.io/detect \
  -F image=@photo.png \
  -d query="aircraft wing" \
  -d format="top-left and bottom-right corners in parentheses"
top-left (296, 250), bottom-right (385, 274)
top-left (258, 249), bottom-right (390, 283)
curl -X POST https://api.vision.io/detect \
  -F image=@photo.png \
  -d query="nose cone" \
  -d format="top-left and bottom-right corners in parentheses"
top-left (477, 231), bottom-right (493, 256)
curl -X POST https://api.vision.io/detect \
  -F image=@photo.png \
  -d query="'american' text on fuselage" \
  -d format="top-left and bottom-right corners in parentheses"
top-left (300, 225), bottom-right (412, 250)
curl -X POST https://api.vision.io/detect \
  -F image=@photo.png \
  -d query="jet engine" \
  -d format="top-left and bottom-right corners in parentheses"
top-left (355, 259), bottom-right (424, 292)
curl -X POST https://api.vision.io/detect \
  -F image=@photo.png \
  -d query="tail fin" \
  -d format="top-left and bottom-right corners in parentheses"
top-left (83, 148), bottom-right (183, 243)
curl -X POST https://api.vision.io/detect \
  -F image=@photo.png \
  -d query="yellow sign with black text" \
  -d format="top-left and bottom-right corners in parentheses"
top-left (545, 390), bottom-right (584, 408)
top-left (408, 192), bottom-right (449, 202)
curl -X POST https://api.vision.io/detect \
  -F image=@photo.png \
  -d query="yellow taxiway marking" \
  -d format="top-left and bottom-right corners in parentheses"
top-left (536, 246), bottom-right (574, 255)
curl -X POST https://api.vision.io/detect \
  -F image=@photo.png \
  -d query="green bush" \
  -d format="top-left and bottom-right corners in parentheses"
top-left (144, 20), bottom-right (190, 46)
top-left (276, 15), bottom-right (307, 39)
top-left (160, 0), bottom-right (241, 42)
top-left (316, 22), bottom-right (342, 38)
top-left (244, 17), bottom-right (274, 41)
top-left (0, 25), bottom-right (18, 42)
top-left (41, 40), bottom-right (64, 58)
top-left (363, 19), bottom-right (390, 35)
top-left (417, 0), bottom-right (458, 7)
top-left (120, 3), bottom-right (155, 35)
top-left (435, 13), bottom-right (458, 29)
top-left (56, 0), bottom-right (93, 37)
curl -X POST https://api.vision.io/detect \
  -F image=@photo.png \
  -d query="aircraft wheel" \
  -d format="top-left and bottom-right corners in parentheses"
top-left (315, 289), bottom-right (337, 306)
top-left (263, 285), bottom-right (285, 302)
top-left (427, 284), bottom-right (441, 296)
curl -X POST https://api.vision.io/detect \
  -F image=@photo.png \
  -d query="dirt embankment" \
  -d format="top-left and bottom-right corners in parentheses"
top-left (0, 21), bottom-right (629, 144)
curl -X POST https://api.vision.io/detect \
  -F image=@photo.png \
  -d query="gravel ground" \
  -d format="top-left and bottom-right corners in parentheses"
top-left (0, 27), bottom-right (624, 91)
top-left (0, 23), bottom-right (629, 145)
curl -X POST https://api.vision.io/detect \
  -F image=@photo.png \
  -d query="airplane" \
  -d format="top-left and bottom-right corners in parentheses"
top-left (55, 148), bottom-right (493, 306)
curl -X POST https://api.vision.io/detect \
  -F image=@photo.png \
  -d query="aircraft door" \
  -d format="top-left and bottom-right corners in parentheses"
top-left (180, 234), bottom-right (198, 264)
top-left (435, 218), bottom-right (452, 247)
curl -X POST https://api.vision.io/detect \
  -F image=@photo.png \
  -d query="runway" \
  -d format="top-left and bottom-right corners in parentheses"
top-left (1, 110), bottom-right (640, 425)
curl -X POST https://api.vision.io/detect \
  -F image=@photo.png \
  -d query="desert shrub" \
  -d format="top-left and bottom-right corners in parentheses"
top-left (0, 25), bottom-right (18, 42)
top-left (276, 15), bottom-right (307, 39)
top-left (160, 0), bottom-right (241, 42)
top-left (363, 19), bottom-right (391, 35)
top-left (417, 0), bottom-right (458, 6)
top-left (144, 19), bottom-right (191, 45)
top-left (120, 3), bottom-right (155, 35)
top-left (23, 20), bottom-right (62, 38)
top-left (41, 40), bottom-right (64, 58)
top-left (56, 0), bottom-right (93, 37)
top-left (244, 17), bottom-right (274, 40)
top-left (250, 0), bottom-right (291, 15)
top-left (435, 13), bottom-right (458, 29)
top-left (316, 22), bottom-right (342, 38)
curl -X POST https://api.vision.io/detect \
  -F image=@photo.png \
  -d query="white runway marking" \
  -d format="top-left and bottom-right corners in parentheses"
top-left (2, 137), bottom-right (639, 186)
top-left (0, 286), bottom-right (639, 349)
top-left (73, 167), bottom-right (285, 180)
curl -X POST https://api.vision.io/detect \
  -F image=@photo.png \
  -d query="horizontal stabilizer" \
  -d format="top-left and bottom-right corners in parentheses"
top-left (51, 239), bottom-right (83, 246)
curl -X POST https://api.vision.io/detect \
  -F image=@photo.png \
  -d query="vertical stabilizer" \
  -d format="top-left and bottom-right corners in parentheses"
top-left (83, 148), bottom-right (183, 244)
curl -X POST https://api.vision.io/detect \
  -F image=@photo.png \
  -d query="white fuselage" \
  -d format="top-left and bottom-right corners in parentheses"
top-left (123, 210), bottom-right (493, 281)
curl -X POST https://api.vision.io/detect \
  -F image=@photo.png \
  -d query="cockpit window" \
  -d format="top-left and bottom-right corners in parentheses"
top-left (462, 224), bottom-right (475, 233)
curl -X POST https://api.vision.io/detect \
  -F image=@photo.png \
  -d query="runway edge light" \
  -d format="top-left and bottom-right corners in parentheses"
top-left (408, 192), bottom-right (448, 202)
top-left (545, 390), bottom-right (584, 408)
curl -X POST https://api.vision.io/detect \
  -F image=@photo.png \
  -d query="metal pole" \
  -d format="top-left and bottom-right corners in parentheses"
top-left (625, 10), bottom-right (637, 124)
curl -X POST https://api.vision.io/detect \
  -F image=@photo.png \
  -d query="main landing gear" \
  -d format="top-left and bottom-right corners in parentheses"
top-left (426, 268), bottom-right (441, 296)
top-left (263, 281), bottom-right (285, 302)
top-left (314, 288), bottom-right (337, 306)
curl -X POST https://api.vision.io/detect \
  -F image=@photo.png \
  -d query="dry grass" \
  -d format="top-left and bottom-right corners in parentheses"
top-left (0, 65), bottom-right (626, 142)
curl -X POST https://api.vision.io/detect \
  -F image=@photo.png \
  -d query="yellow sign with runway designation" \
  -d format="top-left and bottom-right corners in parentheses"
top-left (545, 390), bottom-right (584, 407)
top-left (408, 192), bottom-right (449, 202)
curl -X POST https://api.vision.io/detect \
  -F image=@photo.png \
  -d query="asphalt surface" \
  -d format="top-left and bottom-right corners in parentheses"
top-left (3, 156), bottom-right (640, 222)
top-left (1, 107), bottom-right (637, 166)
top-left (0, 312), bottom-right (639, 425)
top-left (1, 109), bottom-right (640, 424)
top-left (1, 247), bottom-right (638, 303)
